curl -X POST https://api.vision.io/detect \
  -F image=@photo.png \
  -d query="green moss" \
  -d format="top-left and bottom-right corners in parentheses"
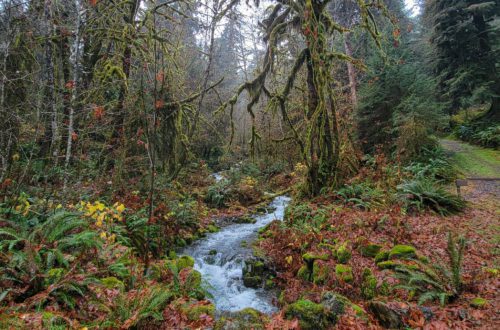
top-left (176, 237), bottom-right (187, 247)
top-left (470, 297), bottom-right (488, 308)
top-left (177, 255), bottom-right (195, 270)
top-left (302, 252), bottom-right (329, 263)
top-left (321, 291), bottom-right (347, 321)
top-left (377, 261), bottom-right (398, 270)
top-left (100, 276), bottom-right (125, 291)
top-left (243, 275), bottom-right (262, 288)
top-left (214, 308), bottom-right (265, 330)
top-left (284, 299), bottom-right (328, 330)
top-left (375, 250), bottom-right (390, 263)
top-left (335, 243), bottom-right (352, 263)
top-left (389, 245), bottom-right (416, 259)
top-left (239, 307), bottom-right (262, 322)
top-left (207, 224), bottom-right (219, 233)
top-left (209, 249), bottom-right (217, 255)
top-left (168, 250), bottom-right (177, 259)
top-left (265, 279), bottom-right (275, 289)
top-left (335, 264), bottom-right (353, 283)
top-left (351, 304), bottom-right (367, 319)
top-left (360, 244), bottom-right (382, 258)
top-left (184, 303), bottom-right (215, 321)
top-left (361, 268), bottom-right (377, 299)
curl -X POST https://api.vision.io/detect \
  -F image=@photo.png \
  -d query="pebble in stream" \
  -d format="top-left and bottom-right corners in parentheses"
top-left (180, 195), bottom-right (291, 313)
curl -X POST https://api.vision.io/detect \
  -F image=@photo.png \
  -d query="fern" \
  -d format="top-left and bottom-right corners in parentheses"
top-left (393, 232), bottom-right (466, 305)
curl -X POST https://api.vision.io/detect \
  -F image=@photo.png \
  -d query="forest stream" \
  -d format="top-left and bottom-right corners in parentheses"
top-left (181, 193), bottom-right (291, 313)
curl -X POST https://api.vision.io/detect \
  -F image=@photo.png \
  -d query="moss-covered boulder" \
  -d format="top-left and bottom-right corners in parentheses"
top-left (302, 252), bottom-right (329, 264)
top-left (335, 264), bottom-right (353, 283)
top-left (243, 275), bottom-right (262, 288)
top-left (181, 301), bottom-right (215, 321)
top-left (284, 299), bottom-right (329, 330)
top-left (235, 215), bottom-right (257, 224)
top-left (389, 245), bottom-right (416, 259)
top-left (242, 258), bottom-right (271, 288)
top-left (321, 292), bottom-right (346, 322)
top-left (297, 265), bottom-right (310, 281)
top-left (470, 297), bottom-right (488, 309)
top-left (375, 250), bottom-right (390, 263)
top-left (177, 255), bottom-right (195, 270)
top-left (360, 243), bottom-right (383, 258)
top-left (368, 301), bottom-right (405, 329)
top-left (297, 262), bottom-right (331, 284)
top-left (335, 243), bottom-right (351, 263)
top-left (361, 268), bottom-right (377, 299)
top-left (207, 224), bottom-right (219, 233)
top-left (214, 308), bottom-right (266, 330)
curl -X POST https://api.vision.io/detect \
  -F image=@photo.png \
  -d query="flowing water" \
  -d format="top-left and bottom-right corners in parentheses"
top-left (181, 195), bottom-right (291, 313)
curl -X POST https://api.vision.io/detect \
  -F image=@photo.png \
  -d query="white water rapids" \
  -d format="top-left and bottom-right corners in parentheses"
top-left (181, 195), bottom-right (291, 313)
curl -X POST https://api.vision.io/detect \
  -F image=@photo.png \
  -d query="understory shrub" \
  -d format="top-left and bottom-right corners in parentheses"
top-left (397, 178), bottom-right (465, 215)
top-left (337, 182), bottom-right (388, 210)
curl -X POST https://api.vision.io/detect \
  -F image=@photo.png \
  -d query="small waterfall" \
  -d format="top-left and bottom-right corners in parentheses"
top-left (181, 195), bottom-right (291, 313)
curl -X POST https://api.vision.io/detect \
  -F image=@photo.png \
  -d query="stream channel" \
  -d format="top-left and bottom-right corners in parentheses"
top-left (180, 177), bottom-right (291, 313)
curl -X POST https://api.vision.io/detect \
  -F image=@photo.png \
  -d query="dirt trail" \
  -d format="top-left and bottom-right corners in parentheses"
top-left (440, 139), bottom-right (499, 204)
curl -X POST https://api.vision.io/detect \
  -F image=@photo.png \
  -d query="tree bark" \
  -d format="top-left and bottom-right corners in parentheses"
top-left (40, 0), bottom-right (59, 164)
top-left (344, 33), bottom-right (358, 108)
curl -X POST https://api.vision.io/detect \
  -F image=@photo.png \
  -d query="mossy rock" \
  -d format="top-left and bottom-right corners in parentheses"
top-left (321, 291), bottom-right (346, 322)
top-left (360, 244), bottom-right (382, 258)
top-left (302, 252), bottom-right (329, 263)
top-left (361, 268), bottom-right (377, 299)
top-left (377, 260), bottom-right (398, 270)
top-left (182, 302), bottom-right (215, 321)
top-left (335, 243), bottom-right (352, 263)
top-left (175, 237), bottom-right (187, 247)
top-left (235, 216), bottom-right (256, 224)
top-left (214, 308), bottom-right (265, 330)
top-left (264, 278), bottom-right (275, 289)
top-left (389, 245), bottom-right (416, 259)
top-left (207, 224), bottom-right (219, 233)
top-left (243, 275), bottom-right (262, 288)
top-left (177, 255), bottom-right (195, 270)
top-left (167, 250), bottom-right (177, 259)
top-left (368, 301), bottom-right (404, 329)
top-left (100, 276), bottom-right (125, 291)
top-left (470, 297), bottom-right (488, 309)
top-left (209, 249), bottom-right (217, 255)
top-left (284, 299), bottom-right (329, 330)
top-left (297, 265), bottom-right (310, 281)
top-left (374, 250), bottom-right (390, 263)
top-left (351, 304), bottom-right (368, 319)
top-left (185, 234), bottom-right (195, 244)
top-left (335, 264), bottom-right (353, 283)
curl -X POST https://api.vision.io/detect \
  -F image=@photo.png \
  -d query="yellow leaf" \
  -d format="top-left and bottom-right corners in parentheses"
top-left (285, 256), bottom-right (293, 264)
top-left (100, 232), bottom-right (107, 239)
top-left (116, 203), bottom-right (125, 213)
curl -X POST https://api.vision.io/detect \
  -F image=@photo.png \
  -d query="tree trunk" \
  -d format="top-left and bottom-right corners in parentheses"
top-left (472, 10), bottom-right (499, 121)
top-left (40, 0), bottom-right (59, 164)
top-left (64, 0), bottom-right (84, 187)
top-left (343, 33), bottom-right (358, 108)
